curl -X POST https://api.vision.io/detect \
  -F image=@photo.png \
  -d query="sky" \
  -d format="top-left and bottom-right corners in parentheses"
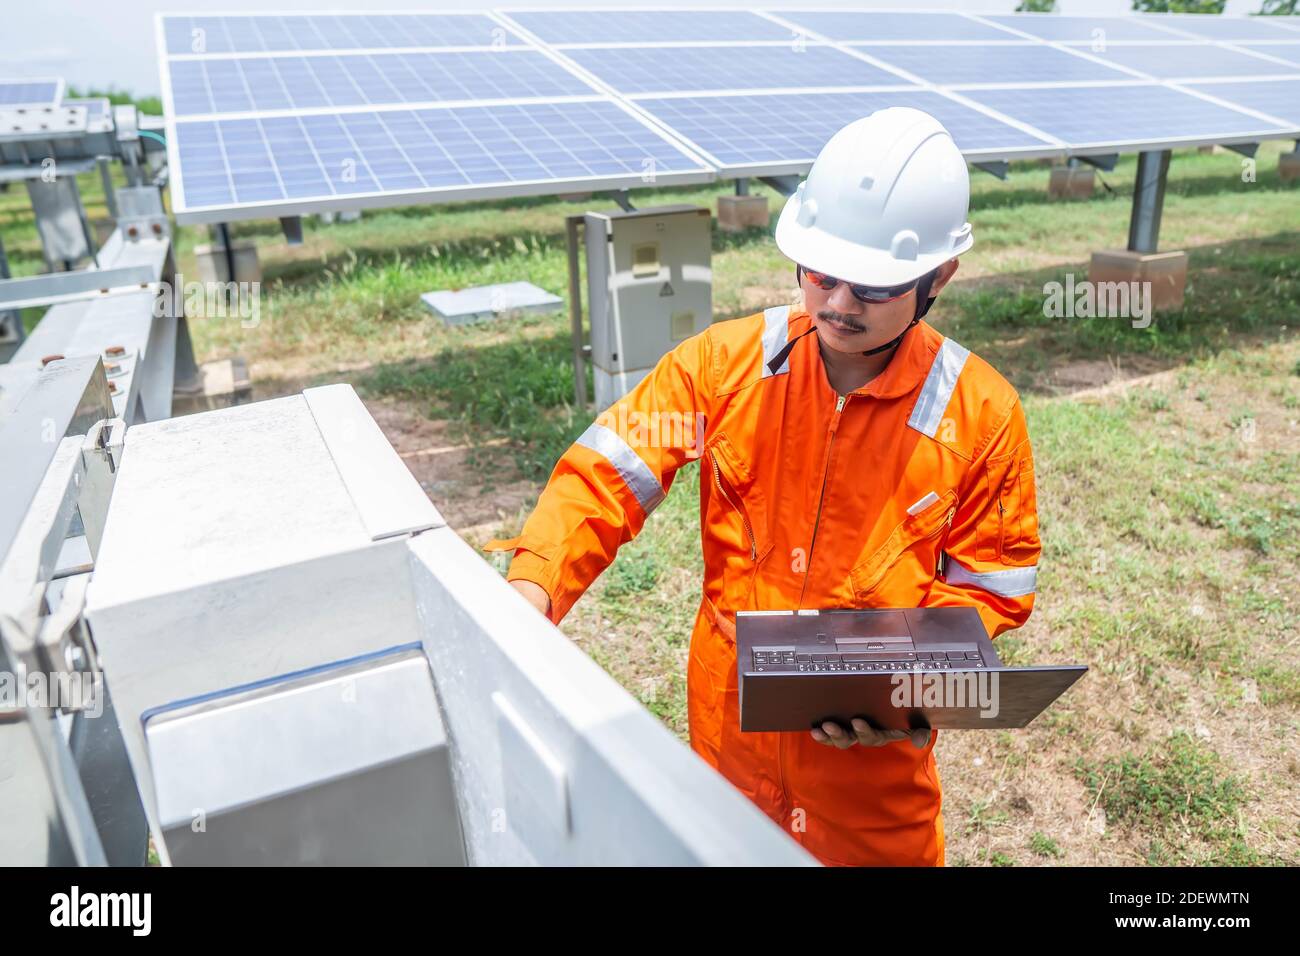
top-left (0, 0), bottom-right (1272, 100)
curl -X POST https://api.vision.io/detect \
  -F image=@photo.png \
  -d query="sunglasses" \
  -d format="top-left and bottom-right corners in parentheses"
top-left (798, 265), bottom-right (920, 304)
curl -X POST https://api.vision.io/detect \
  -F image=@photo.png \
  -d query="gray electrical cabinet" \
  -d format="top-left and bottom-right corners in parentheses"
top-left (583, 205), bottom-right (712, 409)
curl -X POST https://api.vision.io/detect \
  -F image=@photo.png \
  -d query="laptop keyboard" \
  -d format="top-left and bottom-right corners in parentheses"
top-left (751, 648), bottom-right (985, 673)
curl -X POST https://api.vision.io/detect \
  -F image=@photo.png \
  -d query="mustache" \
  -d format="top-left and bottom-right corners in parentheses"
top-left (817, 310), bottom-right (867, 332)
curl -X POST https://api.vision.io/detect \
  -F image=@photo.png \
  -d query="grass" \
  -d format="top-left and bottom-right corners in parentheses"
top-left (1077, 732), bottom-right (1247, 830)
top-left (4, 141), bottom-right (1298, 866)
top-left (1076, 731), bottom-right (1258, 866)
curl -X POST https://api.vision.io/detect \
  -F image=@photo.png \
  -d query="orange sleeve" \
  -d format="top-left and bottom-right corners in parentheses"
top-left (484, 331), bottom-right (713, 624)
top-left (922, 398), bottom-right (1040, 638)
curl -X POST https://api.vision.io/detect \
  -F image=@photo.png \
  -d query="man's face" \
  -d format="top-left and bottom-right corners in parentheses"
top-left (801, 259), bottom-right (959, 354)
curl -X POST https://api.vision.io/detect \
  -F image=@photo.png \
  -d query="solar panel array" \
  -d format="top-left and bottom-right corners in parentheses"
top-left (156, 9), bottom-right (1300, 223)
top-left (0, 78), bottom-right (65, 108)
top-left (157, 11), bottom-right (715, 222)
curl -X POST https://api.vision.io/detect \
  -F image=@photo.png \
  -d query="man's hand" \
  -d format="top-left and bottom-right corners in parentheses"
top-left (811, 719), bottom-right (932, 750)
top-left (510, 579), bottom-right (552, 619)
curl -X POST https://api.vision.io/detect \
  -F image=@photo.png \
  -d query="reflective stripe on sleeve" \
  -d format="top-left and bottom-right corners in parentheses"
top-left (575, 422), bottom-right (665, 516)
top-left (944, 554), bottom-right (1037, 598)
top-left (908, 338), bottom-right (969, 438)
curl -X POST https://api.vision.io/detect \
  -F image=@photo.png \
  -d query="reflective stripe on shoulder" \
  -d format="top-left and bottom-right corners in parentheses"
top-left (760, 305), bottom-right (792, 378)
top-left (944, 555), bottom-right (1037, 598)
top-left (908, 338), bottom-right (970, 438)
top-left (575, 422), bottom-right (665, 517)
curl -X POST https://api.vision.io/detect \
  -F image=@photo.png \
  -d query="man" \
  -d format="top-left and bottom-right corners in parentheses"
top-left (485, 108), bottom-right (1040, 866)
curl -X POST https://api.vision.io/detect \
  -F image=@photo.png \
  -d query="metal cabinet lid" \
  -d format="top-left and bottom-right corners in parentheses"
top-left (85, 385), bottom-right (443, 611)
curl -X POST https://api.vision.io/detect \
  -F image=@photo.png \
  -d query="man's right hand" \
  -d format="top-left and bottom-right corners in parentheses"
top-left (510, 579), bottom-right (552, 619)
top-left (811, 719), bottom-right (931, 750)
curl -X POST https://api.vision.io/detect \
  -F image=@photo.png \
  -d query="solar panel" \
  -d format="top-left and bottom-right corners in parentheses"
top-left (1083, 43), bottom-right (1300, 80)
top-left (170, 100), bottom-right (711, 221)
top-left (161, 14), bottom-right (518, 55)
top-left (1237, 43), bottom-right (1300, 68)
top-left (168, 51), bottom-right (595, 117)
top-left (960, 83), bottom-right (1291, 149)
top-left (773, 11), bottom-right (1019, 43)
top-left (1185, 79), bottom-right (1300, 126)
top-left (1137, 14), bottom-right (1300, 42)
top-left (62, 97), bottom-right (111, 118)
top-left (157, 8), bottom-right (1300, 224)
top-left (859, 44), bottom-right (1132, 86)
top-left (503, 10), bottom-right (792, 44)
top-left (0, 78), bottom-right (64, 107)
top-left (981, 14), bottom-right (1176, 43)
top-left (630, 90), bottom-right (1055, 172)
top-left (563, 44), bottom-right (913, 95)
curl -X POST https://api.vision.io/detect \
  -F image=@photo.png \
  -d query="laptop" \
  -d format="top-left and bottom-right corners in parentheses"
top-left (736, 607), bottom-right (1086, 733)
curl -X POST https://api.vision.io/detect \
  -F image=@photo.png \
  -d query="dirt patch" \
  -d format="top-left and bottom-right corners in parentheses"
top-left (363, 398), bottom-right (538, 537)
top-left (242, 365), bottom-right (543, 541)
top-left (1043, 354), bottom-right (1174, 395)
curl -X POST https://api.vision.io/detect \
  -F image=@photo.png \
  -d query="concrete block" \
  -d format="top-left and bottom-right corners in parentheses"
top-left (717, 194), bottom-right (769, 232)
top-left (172, 356), bottom-right (253, 415)
top-left (193, 241), bottom-right (262, 284)
top-left (1048, 165), bottom-right (1095, 200)
top-left (1088, 249), bottom-right (1188, 312)
top-left (1279, 150), bottom-right (1300, 183)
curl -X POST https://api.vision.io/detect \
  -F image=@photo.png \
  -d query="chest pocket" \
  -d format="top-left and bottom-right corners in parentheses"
top-left (704, 433), bottom-right (773, 564)
top-left (848, 489), bottom-right (957, 602)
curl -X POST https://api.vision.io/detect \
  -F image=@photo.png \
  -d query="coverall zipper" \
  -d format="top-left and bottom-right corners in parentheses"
top-left (710, 450), bottom-right (757, 561)
top-left (799, 393), bottom-right (848, 604)
top-left (783, 392), bottom-right (846, 827)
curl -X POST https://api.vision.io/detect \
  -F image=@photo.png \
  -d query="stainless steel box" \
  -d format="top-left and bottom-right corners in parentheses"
top-left (583, 205), bottom-right (712, 409)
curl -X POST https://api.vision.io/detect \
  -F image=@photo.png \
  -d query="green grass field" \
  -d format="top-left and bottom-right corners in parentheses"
top-left (4, 143), bottom-right (1295, 865)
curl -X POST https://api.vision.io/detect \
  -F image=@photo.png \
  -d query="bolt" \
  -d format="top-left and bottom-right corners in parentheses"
top-left (108, 381), bottom-right (118, 394)
top-left (104, 345), bottom-right (125, 357)
top-left (127, 226), bottom-right (139, 238)
top-left (41, 354), bottom-right (65, 367)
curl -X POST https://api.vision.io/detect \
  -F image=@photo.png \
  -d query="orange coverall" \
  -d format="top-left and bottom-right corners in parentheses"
top-left (486, 306), bottom-right (1040, 866)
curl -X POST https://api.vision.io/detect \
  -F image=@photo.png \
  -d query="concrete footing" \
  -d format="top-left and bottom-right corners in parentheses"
top-left (717, 194), bottom-right (769, 232)
top-left (1280, 150), bottom-right (1300, 183)
top-left (1089, 249), bottom-right (1188, 312)
top-left (172, 356), bottom-right (253, 416)
top-left (194, 241), bottom-right (262, 284)
top-left (1049, 165), bottom-right (1095, 199)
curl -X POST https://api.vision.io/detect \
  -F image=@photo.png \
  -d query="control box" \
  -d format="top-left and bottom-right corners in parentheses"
top-left (583, 205), bottom-right (712, 409)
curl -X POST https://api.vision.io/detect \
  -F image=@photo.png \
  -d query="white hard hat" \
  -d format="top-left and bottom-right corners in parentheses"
top-left (775, 107), bottom-right (974, 287)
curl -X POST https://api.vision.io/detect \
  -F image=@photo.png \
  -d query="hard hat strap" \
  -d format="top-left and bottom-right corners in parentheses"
top-left (859, 268), bottom-right (939, 357)
top-left (765, 325), bottom-right (818, 377)
top-left (784, 266), bottom-right (942, 370)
